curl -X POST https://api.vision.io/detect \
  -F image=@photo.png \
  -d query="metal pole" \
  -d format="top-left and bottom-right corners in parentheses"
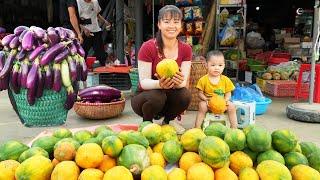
top-left (135, 0), bottom-right (143, 65)
top-left (116, 0), bottom-right (124, 64)
top-left (309, 0), bottom-right (320, 103)
top-left (152, 0), bottom-right (155, 38)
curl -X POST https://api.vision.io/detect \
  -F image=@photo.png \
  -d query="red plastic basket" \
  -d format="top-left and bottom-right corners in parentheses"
top-left (86, 56), bottom-right (96, 69)
top-left (265, 80), bottom-right (309, 97)
top-left (268, 51), bottom-right (291, 65)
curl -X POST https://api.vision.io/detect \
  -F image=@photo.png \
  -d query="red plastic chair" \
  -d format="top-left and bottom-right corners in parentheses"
top-left (295, 64), bottom-right (320, 103)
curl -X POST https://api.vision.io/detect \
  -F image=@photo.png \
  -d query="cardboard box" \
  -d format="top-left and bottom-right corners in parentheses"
top-left (284, 37), bottom-right (301, 44)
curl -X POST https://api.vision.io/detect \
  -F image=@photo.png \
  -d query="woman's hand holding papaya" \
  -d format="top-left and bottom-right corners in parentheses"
top-left (172, 71), bottom-right (184, 87)
top-left (155, 73), bottom-right (175, 89)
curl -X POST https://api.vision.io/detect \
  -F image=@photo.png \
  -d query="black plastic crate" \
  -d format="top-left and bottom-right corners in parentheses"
top-left (99, 73), bottom-right (132, 90)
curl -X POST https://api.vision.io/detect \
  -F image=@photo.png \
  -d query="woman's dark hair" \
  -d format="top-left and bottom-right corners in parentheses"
top-left (156, 5), bottom-right (182, 57)
top-left (206, 50), bottom-right (224, 62)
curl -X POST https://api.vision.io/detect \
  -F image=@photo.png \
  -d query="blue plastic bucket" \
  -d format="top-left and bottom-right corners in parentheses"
top-left (255, 98), bottom-right (272, 115)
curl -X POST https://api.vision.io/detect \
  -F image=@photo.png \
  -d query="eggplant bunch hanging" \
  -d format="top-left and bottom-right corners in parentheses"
top-left (0, 26), bottom-right (88, 110)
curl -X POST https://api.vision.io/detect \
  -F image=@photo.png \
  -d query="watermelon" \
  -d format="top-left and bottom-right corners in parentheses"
top-left (93, 125), bottom-right (112, 137)
top-left (52, 128), bottom-right (73, 139)
top-left (243, 124), bottom-right (256, 135)
top-left (96, 130), bottom-right (117, 144)
top-left (256, 160), bottom-right (292, 180)
top-left (198, 136), bottom-right (230, 169)
top-left (224, 128), bottom-right (246, 152)
top-left (54, 138), bottom-right (81, 150)
top-left (117, 144), bottom-right (150, 175)
top-left (18, 147), bottom-right (49, 163)
top-left (101, 136), bottom-right (123, 158)
top-left (243, 147), bottom-right (258, 163)
top-left (83, 137), bottom-right (101, 145)
top-left (138, 121), bottom-right (152, 132)
top-left (0, 140), bottom-right (29, 161)
top-left (300, 142), bottom-right (320, 158)
top-left (284, 152), bottom-right (308, 169)
top-left (308, 150), bottom-right (320, 172)
top-left (73, 130), bottom-right (93, 144)
top-left (31, 136), bottom-right (59, 156)
top-left (180, 128), bottom-right (206, 152)
top-left (203, 123), bottom-right (228, 139)
top-left (246, 126), bottom-right (272, 152)
top-left (141, 123), bottom-right (162, 146)
top-left (117, 130), bottom-right (134, 145)
top-left (126, 131), bottom-right (149, 148)
top-left (162, 140), bottom-right (183, 164)
top-left (257, 150), bottom-right (285, 165)
top-left (272, 129), bottom-right (298, 154)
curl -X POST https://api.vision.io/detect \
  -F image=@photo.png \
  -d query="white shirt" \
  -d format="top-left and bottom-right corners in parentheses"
top-left (76, 0), bottom-right (101, 33)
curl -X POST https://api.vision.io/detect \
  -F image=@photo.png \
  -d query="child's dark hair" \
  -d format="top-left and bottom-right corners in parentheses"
top-left (206, 50), bottom-right (224, 62)
top-left (156, 5), bottom-right (182, 56)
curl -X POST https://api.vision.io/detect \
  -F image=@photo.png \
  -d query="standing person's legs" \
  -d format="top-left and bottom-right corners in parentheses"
top-left (131, 90), bottom-right (167, 121)
top-left (162, 88), bottom-right (191, 123)
top-left (82, 35), bottom-right (93, 60)
top-left (92, 31), bottom-right (106, 66)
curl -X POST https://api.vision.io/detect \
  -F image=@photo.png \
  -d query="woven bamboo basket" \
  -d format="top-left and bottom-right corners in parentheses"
top-left (187, 60), bottom-right (207, 111)
top-left (8, 87), bottom-right (68, 127)
top-left (73, 99), bottom-right (126, 120)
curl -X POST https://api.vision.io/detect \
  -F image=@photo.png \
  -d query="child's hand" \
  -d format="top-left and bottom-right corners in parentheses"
top-left (172, 71), bottom-right (184, 86)
top-left (155, 73), bottom-right (175, 89)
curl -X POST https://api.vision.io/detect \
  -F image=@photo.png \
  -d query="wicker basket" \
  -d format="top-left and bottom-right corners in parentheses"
top-left (8, 88), bottom-right (68, 127)
top-left (187, 60), bottom-right (207, 111)
top-left (73, 99), bottom-right (126, 120)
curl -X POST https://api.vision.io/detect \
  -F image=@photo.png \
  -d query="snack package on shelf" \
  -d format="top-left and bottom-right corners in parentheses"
top-left (186, 22), bottom-right (194, 35)
top-left (194, 21), bottom-right (204, 35)
top-left (193, 0), bottom-right (203, 5)
top-left (192, 6), bottom-right (203, 20)
top-left (184, 7), bottom-right (193, 21)
top-left (220, 8), bottom-right (229, 25)
top-left (219, 19), bottom-right (237, 46)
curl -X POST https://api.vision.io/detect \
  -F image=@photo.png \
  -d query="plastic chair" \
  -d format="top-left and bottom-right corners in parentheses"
top-left (295, 64), bottom-right (320, 103)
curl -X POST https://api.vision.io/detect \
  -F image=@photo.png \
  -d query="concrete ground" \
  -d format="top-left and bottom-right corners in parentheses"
top-left (0, 91), bottom-right (319, 146)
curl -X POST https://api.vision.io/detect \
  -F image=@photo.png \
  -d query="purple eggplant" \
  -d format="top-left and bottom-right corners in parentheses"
top-left (27, 76), bottom-right (38, 106)
top-left (36, 68), bottom-right (44, 98)
top-left (64, 28), bottom-right (76, 39)
top-left (67, 56), bottom-right (77, 81)
top-left (18, 29), bottom-right (28, 43)
top-left (78, 85), bottom-right (121, 102)
top-left (54, 48), bottom-right (70, 63)
top-left (79, 56), bottom-right (88, 81)
top-left (29, 44), bottom-right (48, 61)
top-left (69, 43), bottom-right (77, 55)
top-left (10, 63), bottom-right (20, 94)
top-left (75, 41), bottom-right (85, 57)
top-left (64, 86), bottom-right (77, 110)
top-left (47, 27), bottom-right (59, 45)
top-left (0, 75), bottom-right (9, 91)
top-left (1, 34), bottom-right (15, 47)
top-left (0, 51), bottom-right (5, 69)
top-left (9, 36), bottom-right (20, 49)
top-left (0, 49), bottom-right (18, 79)
top-left (75, 56), bottom-right (81, 81)
top-left (26, 58), bottom-right (40, 89)
top-left (20, 59), bottom-right (29, 88)
top-left (22, 31), bottom-right (34, 51)
top-left (40, 42), bottom-right (70, 65)
top-left (55, 27), bottom-right (67, 40)
top-left (16, 49), bottom-right (27, 61)
top-left (44, 65), bottom-right (53, 89)
top-left (14, 26), bottom-right (28, 36)
top-left (53, 63), bottom-right (62, 92)
top-left (30, 26), bottom-right (45, 39)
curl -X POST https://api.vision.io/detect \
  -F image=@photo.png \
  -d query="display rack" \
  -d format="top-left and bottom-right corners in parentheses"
top-left (214, 0), bottom-right (247, 80)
